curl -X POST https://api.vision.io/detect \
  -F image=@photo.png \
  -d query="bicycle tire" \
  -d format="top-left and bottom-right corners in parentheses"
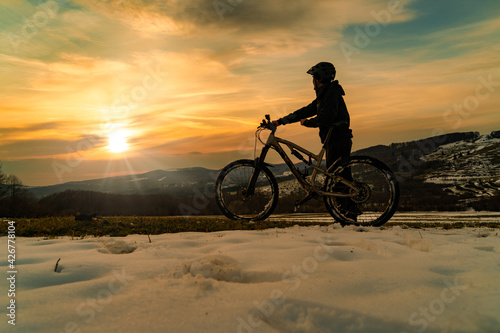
top-left (323, 155), bottom-right (399, 227)
top-left (215, 159), bottom-right (279, 221)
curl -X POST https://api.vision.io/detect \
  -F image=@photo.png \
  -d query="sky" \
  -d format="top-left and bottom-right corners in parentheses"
top-left (1, 0), bottom-right (499, 186)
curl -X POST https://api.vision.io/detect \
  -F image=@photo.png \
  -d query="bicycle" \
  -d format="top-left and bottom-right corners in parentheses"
top-left (215, 115), bottom-right (399, 226)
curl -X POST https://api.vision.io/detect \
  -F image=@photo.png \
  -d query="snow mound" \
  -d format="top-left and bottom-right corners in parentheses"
top-left (264, 299), bottom-right (410, 333)
top-left (98, 239), bottom-right (137, 254)
top-left (187, 255), bottom-right (243, 282)
top-left (174, 255), bottom-right (283, 284)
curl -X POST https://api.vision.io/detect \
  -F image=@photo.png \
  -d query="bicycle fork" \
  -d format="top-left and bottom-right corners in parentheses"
top-left (245, 145), bottom-right (272, 196)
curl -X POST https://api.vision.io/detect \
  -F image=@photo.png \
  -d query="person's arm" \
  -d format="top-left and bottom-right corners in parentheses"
top-left (302, 89), bottom-right (339, 128)
top-left (277, 100), bottom-right (317, 125)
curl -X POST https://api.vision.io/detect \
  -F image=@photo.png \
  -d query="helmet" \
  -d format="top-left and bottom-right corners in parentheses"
top-left (307, 62), bottom-right (336, 83)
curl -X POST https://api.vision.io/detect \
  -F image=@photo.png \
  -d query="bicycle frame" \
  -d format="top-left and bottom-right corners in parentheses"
top-left (247, 127), bottom-right (358, 198)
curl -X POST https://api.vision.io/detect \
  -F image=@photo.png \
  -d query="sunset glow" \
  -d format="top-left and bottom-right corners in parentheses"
top-left (108, 130), bottom-right (129, 153)
top-left (1, 0), bottom-right (499, 185)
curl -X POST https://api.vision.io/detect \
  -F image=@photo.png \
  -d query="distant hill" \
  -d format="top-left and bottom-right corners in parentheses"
top-left (28, 130), bottom-right (500, 211)
top-left (355, 130), bottom-right (500, 209)
top-left (276, 130), bottom-right (499, 210)
top-left (355, 131), bottom-right (499, 182)
top-left (29, 168), bottom-right (219, 198)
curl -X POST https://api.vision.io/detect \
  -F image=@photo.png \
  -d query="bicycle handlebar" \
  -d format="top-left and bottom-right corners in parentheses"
top-left (258, 114), bottom-right (277, 132)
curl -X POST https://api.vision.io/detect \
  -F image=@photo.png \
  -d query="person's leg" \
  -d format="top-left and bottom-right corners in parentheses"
top-left (326, 137), bottom-right (360, 221)
top-left (326, 137), bottom-right (352, 169)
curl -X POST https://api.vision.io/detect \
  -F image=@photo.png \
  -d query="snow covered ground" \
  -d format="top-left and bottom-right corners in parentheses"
top-left (2, 214), bottom-right (500, 333)
top-left (269, 211), bottom-right (500, 225)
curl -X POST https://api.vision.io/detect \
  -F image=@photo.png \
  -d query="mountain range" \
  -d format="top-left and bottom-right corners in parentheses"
top-left (29, 130), bottom-right (500, 209)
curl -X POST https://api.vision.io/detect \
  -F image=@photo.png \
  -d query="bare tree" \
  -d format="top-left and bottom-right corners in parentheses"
top-left (2, 173), bottom-right (29, 217)
top-left (6, 174), bottom-right (23, 197)
top-left (0, 161), bottom-right (7, 198)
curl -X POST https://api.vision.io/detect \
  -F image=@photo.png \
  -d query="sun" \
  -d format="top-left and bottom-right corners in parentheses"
top-left (107, 130), bottom-right (129, 153)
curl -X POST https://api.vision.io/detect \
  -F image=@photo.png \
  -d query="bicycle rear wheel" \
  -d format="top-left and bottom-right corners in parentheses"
top-left (215, 159), bottom-right (279, 221)
top-left (323, 156), bottom-right (399, 227)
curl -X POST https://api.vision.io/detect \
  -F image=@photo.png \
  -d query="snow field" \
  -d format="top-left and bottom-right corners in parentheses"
top-left (1, 223), bottom-right (499, 332)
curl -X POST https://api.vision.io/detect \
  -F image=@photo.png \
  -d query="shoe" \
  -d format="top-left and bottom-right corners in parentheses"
top-left (344, 204), bottom-right (362, 224)
top-left (345, 213), bottom-right (357, 223)
top-left (349, 205), bottom-right (363, 216)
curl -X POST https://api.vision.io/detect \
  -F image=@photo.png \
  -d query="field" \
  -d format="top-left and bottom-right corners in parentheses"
top-left (2, 212), bottom-right (500, 238)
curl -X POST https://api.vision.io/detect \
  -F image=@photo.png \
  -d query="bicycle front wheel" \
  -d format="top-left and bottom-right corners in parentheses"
top-left (215, 159), bottom-right (279, 221)
top-left (323, 155), bottom-right (399, 227)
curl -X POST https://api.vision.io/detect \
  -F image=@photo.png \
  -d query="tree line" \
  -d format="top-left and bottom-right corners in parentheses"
top-left (1, 162), bottom-right (498, 218)
top-left (0, 162), bottom-right (36, 217)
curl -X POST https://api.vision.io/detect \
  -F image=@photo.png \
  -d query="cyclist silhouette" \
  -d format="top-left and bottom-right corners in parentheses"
top-left (272, 62), bottom-right (358, 219)
top-left (215, 66), bottom-right (399, 224)
top-left (272, 62), bottom-right (352, 169)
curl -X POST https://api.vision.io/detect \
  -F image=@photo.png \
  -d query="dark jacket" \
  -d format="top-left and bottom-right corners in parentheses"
top-left (278, 80), bottom-right (352, 144)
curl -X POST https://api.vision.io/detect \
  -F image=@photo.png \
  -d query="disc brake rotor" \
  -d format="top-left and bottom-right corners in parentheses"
top-left (350, 182), bottom-right (371, 203)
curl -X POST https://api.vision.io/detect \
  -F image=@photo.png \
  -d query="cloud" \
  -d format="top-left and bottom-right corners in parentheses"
top-left (0, 134), bottom-right (107, 159)
top-left (0, 121), bottom-right (72, 139)
top-left (2, 0), bottom-right (499, 186)
top-left (73, 0), bottom-right (411, 58)
top-left (76, 0), bottom-right (316, 33)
